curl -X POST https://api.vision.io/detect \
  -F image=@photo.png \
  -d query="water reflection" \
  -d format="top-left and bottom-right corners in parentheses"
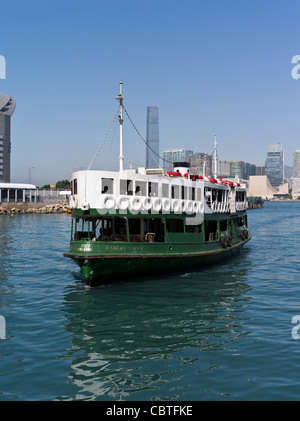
top-left (58, 256), bottom-right (252, 400)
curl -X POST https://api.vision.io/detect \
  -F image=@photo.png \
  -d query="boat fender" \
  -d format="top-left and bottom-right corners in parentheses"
top-left (244, 227), bottom-right (249, 239)
top-left (130, 196), bottom-right (142, 212)
top-left (118, 196), bottom-right (129, 211)
top-left (225, 234), bottom-right (232, 247)
top-left (220, 235), bottom-right (226, 248)
top-left (103, 195), bottom-right (116, 210)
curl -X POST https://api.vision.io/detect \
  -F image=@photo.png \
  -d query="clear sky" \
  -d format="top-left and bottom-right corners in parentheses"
top-left (1, 0), bottom-right (299, 186)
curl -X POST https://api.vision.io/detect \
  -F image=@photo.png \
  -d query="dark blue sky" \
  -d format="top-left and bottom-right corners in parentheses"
top-left (0, 0), bottom-right (299, 185)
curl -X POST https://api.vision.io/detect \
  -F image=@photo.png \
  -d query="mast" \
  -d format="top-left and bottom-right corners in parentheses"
top-left (116, 81), bottom-right (124, 172)
top-left (214, 134), bottom-right (218, 178)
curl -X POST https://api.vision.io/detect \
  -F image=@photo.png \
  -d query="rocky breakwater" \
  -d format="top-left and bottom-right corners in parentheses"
top-left (0, 204), bottom-right (69, 214)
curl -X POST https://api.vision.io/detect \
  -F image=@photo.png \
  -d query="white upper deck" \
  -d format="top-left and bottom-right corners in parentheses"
top-left (69, 165), bottom-right (247, 221)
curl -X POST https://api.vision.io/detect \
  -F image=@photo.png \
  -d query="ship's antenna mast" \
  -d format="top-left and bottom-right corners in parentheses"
top-left (116, 81), bottom-right (124, 172)
top-left (214, 134), bottom-right (218, 178)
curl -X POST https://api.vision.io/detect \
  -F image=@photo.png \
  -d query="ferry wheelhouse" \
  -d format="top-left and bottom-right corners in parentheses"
top-left (63, 84), bottom-right (251, 286)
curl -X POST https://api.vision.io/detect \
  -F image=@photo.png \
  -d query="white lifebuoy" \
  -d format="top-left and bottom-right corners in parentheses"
top-left (142, 197), bottom-right (152, 211)
top-left (197, 201), bottom-right (204, 213)
top-left (152, 197), bottom-right (162, 212)
top-left (118, 196), bottom-right (129, 211)
top-left (171, 199), bottom-right (182, 214)
top-left (192, 201), bottom-right (198, 213)
top-left (130, 196), bottom-right (142, 212)
top-left (184, 200), bottom-right (194, 215)
top-left (162, 198), bottom-right (171, 213)
top-left (103, 195), bottom-right (115, 210)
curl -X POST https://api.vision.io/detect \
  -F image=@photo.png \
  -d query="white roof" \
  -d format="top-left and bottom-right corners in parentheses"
top-left (0, 183), bottom-right (37, 189)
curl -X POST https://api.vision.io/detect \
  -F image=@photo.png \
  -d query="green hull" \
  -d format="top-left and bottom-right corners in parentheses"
top-left (64, 236), bottom-right (251, 286)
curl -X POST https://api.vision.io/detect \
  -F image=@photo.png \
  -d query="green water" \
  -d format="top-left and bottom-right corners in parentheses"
top-left (0, 201), bottom-right (300, 400)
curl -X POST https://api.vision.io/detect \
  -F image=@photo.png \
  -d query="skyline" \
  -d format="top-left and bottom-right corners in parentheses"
top-left (0, 0), bottom-right (299, 186)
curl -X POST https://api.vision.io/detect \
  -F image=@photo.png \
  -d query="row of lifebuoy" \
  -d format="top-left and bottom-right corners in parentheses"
top-left (211, 202), bottom-right (230, 213)
top-left (102, 195), bottom-right (204, 214)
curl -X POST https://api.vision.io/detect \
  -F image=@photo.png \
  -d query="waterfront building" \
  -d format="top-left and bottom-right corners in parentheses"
top-left (146, 106), bottom-right (159, 168)
top-left (0, 94), bottom-right (16, 183)
top-left (293, 150), bottom-right (300, 178)
top-left (248, 175), bottom-right (277, 199)
top-left (163, 148), bottom-right (193, 171)
top-left (291, 178), bottom-right (300, 200)
top-left (265, 144), bottom-right (284, 188)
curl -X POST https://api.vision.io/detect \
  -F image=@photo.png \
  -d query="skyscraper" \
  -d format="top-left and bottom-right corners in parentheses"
top-left (265, 144), bottom-right (284, 188)
top-left (146, 106), bottom-right (159, 168)
top-left (0, 94), bottom-right (16, 183)
top-left (293, 150), bottom-right (300, 178)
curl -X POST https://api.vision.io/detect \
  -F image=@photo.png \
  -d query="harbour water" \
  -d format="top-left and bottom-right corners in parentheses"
top-left (0, 201), bottom-right (300, 401)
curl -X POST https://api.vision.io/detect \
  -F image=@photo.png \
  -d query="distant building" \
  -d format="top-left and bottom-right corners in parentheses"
top-left (163, 148), bottom-right (193, 171)
top-left (255, 166), bottom-right (265, 176)
top-left (146, 106), bottom-right (159, 168)
top-left (265, 144), bottom-right (284, 188)
top-left (219, 159), bottom-right (256, 180)
top-left (293, 150), bottom-right (300, 178)
top-left (0, 94), bottom-right (16, 183)
top-left (291, 178), bottom-right (300, 199)
top-left (189, 152), bottom-right (213, 177)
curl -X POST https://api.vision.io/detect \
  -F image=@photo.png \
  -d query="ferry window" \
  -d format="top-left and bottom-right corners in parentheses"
top-left (148, 182), bottom-right (158, 197)
top-left (162, 183), bottom-right (169, 198)
top-left (129, 218), bottom-right (140, 235)
top-left (205, 220), bottom-right (218, 241)
top-left (115, 217), bottom-right (126, 234)
top-left (166, 218), bottom-right (184, 233)
top-left (135, 181), bottom-right (146, 196)
top-left (220, 219), bottom-right (227, 231)
top-left (102, 178), bottom-right (113, 194)
top-left (181, 186), bottom-right (187, 200)
top-left (189, 187), bottom-right (195, 201)
top-left (186, 223), bottom-right (202, 233)
top-left (197, 188), bottom-right (201, 201)
top-left (73, 179), bottom-right (77, 195)
top-left (217, 189), bottom-right (223, 202)
top-left (171, 185), bottom-right (179, 199)
top-left (120, 179), bottom-right (133, 195)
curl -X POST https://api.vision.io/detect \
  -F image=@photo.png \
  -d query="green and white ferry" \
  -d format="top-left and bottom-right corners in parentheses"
top-left (64, 83), bottom-right (251, 286)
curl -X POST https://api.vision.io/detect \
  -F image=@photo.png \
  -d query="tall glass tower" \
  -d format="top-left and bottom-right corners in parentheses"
top-left (265, 144), bottom-right (284, 188)
top-left (293, 150), bottom-right (300, 178)
top-left (146, 106), bottom-right (159, 168)
top-left (0, 94), bottom-right (16, 183)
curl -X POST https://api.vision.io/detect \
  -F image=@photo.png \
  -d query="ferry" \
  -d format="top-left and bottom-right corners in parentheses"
top-left (63, 83), bottom-right (251, 286)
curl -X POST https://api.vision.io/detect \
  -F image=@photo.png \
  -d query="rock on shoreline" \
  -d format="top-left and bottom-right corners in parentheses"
top-left (0, 204), bottom-right (69, 214)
